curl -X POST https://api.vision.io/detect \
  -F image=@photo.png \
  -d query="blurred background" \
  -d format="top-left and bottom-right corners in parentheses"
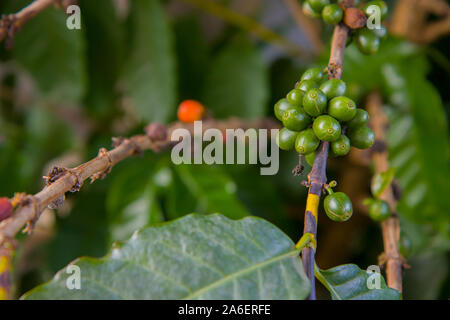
top-left (0, 0), bottom-right (448, 299)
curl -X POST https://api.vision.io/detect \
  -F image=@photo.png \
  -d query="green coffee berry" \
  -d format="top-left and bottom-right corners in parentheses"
top-left (355, 28), bottom-right (380, 55)
top-left (324, 192), bottom-right (353, 222)
top-left (274, 98), bottom-right (292, 121)
top-left (295, 128), bottom-right (320, 155)
top-left (277, 128), bottom-right (298, 151)
top-left (303, 88), bottom-right (328, 117)
top-left (328, 96), bottom-right (357, 121)
top-left (348, 125), bottom-right (375, 149)
top-left (286, 88), bottom-right (304, 107)
top-left (296, 79), bottom-right (318, 92)
top-left (301, 67), bottom-right (327, 83)
top-left (370, 25), bottom-right (387, 39)
top-left (302, 1), bottom-right (321, 19)
top-left (307, 0), bottom-right (330, 13)
top-left (330, 134), bottom-right (351, 156)
top-left (282, 106), bottom-right (312, 131)
top-left (363, 0), bottom-right (388, 20)
top-left (346, 108), bottom-right (369, 128)
top-left (313, 115), bottom-right (341, 142)
top-left (319, 79), bottom-right (346, 100)
top-left (305, 151), bottom-right (316, 166)
top-left (322, 4), bottom-right (343, 25)
top-left (369, 199), bottom-right (391, 222)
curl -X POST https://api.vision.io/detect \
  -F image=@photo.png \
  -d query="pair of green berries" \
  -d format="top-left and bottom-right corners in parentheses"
top-left (275, 67), bottom-right (375, 158)
top-left (323, 183), bottom-right (353, 222)
top-left (302, 0), bottom-right (388, 56)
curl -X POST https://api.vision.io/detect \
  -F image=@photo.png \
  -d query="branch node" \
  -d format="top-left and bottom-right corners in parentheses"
top-left (292, 155), bottom-right (304, 176)
top-left (90, 148), bottom-right (113, 184)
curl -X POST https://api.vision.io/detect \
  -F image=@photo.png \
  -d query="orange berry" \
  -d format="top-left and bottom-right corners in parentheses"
top-left (0, 198), bottom-right (13, 222)
top-left (177, 100), bottom-right (205, 123)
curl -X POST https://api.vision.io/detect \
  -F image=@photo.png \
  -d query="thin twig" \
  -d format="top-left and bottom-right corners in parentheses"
top-left (0, 118), bottom-right (279, 247)
top-left (301, 21), bottom-right (350, 300)
top-left (367, 92), bottom-right (404, 293)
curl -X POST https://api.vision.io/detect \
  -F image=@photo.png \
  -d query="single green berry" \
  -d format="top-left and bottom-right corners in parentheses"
top-left (370, 25), bottom-right (387, 39)
top-left (324, 192), bottom-right (353, 222)
top-left (319, 79), bottom-right (347, 100)
top-left (330, 134), bottom-right (351, 156)
top-left (274, 98), bottom-right (292, 121)
top-left (348, 125), bottom-right (375, 149)
top-left (363, 0), bottom-right (388, 20)
top-left (355, 28), bottom-right (380, 55)
top-left (301, 67), bottom-right (327, 83)
top-left (295, 128), bottom-right (320, 155)
top-left (303, 88), bottom-right (328, 117)
top-left (296, 79), bottom-right (318, 92)
top-left (346, 108), bottom-right (369, 128)
top-left (286, 88), bottom-right (304, 107)
top-left (282, 106), bottom-right (312, 131)
top-left (277, 128), bottom-right (298, 151)
top-left (322, 4), bottom-right (343, 24)
top-left (328, 96), bottom-right (357, 121)
top-left (313, 115), bottom-right (341, 142)
top-left (302, 1), bottom-right (321, 19)
top-left (305, 151), bottom-right (316, 166)
top-left (369, 199), bottom-right (391, 222)
top-left (308, 0), bottom-right (330, 13)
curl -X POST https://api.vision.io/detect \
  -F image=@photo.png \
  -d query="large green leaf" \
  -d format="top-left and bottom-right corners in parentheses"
top-left (166, 165), bottom-right (250, 220)
top-left (315, 264), bottom-right (401, 300)
top-left (23, 214), bottom-right (310, 300)
top-left (202, 37), bottom-right (269, 118)
top-left (123, 0), bottom-right (176, 123)
top-left (9, 1), bottom-right (86, 105)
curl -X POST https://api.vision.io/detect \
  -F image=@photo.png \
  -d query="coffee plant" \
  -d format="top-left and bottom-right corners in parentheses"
top-left (0, 0), bottom-right (448, 302)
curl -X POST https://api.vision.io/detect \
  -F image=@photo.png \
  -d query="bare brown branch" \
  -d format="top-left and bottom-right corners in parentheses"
top-left (367, 91), bottom-right (404, 293)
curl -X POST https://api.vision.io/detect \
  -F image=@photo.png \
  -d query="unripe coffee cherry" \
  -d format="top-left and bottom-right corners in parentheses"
top-left (370, 25), bottom-right (387, 39)
top-left (330, 134), bottom-right (351, 156)
top-left (328, 96), bottom-right (357, 121)
top-left (301, 67), bottom-right (327, 83)
top-left (177, 100), bottom-right (205, 123)
top-left (348, 125), bottom-right (375, 149)
top-left (324, 192), bottom-right (353, 222)
top-left (346, 108), bottom-right (369, 128)
top-left (303, 89), bottom-right (328, 117)
top-left (305, 151), bottom-right (316, 166)
top-left (274, 98), bottom-right (292, 121)
top-left (282, 107), bottom-right (312, 131)
top-left (277, 128), bottom-right (298, 151)
top-left (363, 0), bottom-right (388, 20)
top-left (369, 199), bottom-right (391, 222)
top-left (296, 79), bottom-right (318, 93)
top-left (307, 0), bottom-right (330, 13)
top-left (355, 28), bottom-right (380, 55)
top-left (295, 129), bottom-right (320, 155)
top-left (319, 79), bottom-right (346, 100)
top-left (302, 1), bottom-right (321, 19)
top-left (286, 88), bottom-right (304, 107)
top-left (313, 115), bottom-right (342, 142)
top-left (0, 197), bottom-right (13, 222)
top-left (322, 4), bottom-right (343, 25)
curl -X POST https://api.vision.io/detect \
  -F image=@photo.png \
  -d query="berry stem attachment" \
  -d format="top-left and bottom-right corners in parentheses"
top-left (300, 3), bottom-right (353, 300)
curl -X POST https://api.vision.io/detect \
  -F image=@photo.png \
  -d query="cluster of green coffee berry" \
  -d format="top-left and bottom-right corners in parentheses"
top-left (275, 67), bottom-right (375, 165)
top-left (302, 0), bottom-right (388, 55)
